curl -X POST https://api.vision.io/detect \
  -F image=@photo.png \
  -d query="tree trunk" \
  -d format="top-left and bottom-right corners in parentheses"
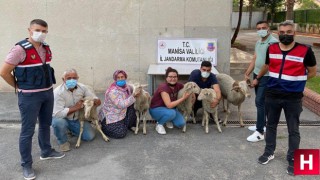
top-left (286, 0), bottom-right (295, 21)
top-left (248, 0), bottom-right (254, 29)
top-left (231, 0), bottom-right (243, 44)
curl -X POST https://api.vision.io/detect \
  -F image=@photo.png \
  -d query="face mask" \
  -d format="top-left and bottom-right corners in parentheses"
top-left (279, 34), bottom-right (294, 45)
top-left (257, 29), bottom-right (268, 38)
top-left (167, 83), bottom-right (176, 87)
top-left (65, 79), bottom-right (77, 89)
top-left (201, 71), bottom-right (210, 78)
top-left (116, 80), bottom-right (126, 87)
top-left (31, 31), bottom-right (47, 42)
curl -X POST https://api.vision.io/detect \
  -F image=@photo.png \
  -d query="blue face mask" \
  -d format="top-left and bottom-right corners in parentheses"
top-left (116, 80), bottom-right (126, 87)
top-left (65, 79), bottom-right (77, 89)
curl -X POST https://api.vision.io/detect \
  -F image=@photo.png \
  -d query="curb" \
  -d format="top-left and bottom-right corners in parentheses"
top-left (303, 87), bottom-right (320, 117)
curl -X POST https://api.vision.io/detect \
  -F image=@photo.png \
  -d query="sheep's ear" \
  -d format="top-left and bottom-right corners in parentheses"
top-left (141, 84), bottom-right (148, 88)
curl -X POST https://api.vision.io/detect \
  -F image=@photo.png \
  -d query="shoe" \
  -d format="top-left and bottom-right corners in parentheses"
top-left (22, 166), bottom-right (36, 180)
top-left (60, 142), bottom-right (71, 152)
top-left (165, 121), bottom-right (173, 129)
top-left (286, 165), bottom-right (294, 176)
top-left (40, 149), bottom-right (65, 160)
top-left (258, 153), bottom-right (274, 165)
top-left (155, 124), bottom-right (166, 135)
top-left (248, 126), bottom-right (266, 132)
top-left (247, 131), bottom-right (264, 142)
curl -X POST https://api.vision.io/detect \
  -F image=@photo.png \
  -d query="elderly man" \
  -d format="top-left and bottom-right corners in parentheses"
top-left (253, 20), bottom-right (317, 176)
top-left (52, 68), bottom-right (101, 152)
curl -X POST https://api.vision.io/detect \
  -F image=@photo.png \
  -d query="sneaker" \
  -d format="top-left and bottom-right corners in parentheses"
top-left (165, 121), bottom-right (174, 129)
top-left (155, 124), bottom-right (166, 135)
top-left (247, 131), bottom-right (264, 142)
top-left (40, 149), bottom-right (65, 160)
top-left (22, 166), bottom-right (36, 180)
top-left (60, 142), bottom-right (71, 152)
top-left (248, 125), bottom-right (266, 132)
top-left (258, 153), bottom-right (274, 165)
top-left (286, 165), bottom-right (294, 176)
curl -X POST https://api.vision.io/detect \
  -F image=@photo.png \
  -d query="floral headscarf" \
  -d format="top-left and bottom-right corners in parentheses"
top-left (106, 70), bottom-right (131, 97)
top-left (113, 70), bottom-right (127, 81)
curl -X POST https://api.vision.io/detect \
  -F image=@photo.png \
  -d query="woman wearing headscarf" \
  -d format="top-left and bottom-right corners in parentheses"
top-left (99, 70), bottom-right (139, 138)
top-left (149, 67), bottom-right (191, 135)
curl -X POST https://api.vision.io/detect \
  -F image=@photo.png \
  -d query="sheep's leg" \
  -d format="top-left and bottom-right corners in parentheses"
top-left (182, 111), bottom-right (187, 133)
top-left (222, 98), bottom-right (227, 112)
top-left (94, 119), bottom-right (110, 142)
top-left (135, 111), bottom-right (140, 134)
top-left (191, 111), bottom-right (196, 124)
top-left (75, 120), bottom-right (84, 148)
top-left (213, 109), bottom-right (222, 133)
top-left (222, 102), bottom-right (230, 126)
top-left (201, 109), bottom-right (205, 127)
top-left (204, 111), bottom-right (209, 133)
top-left (238, 104), bottom-right (244, 127)
top-left (142, 111), bottom-right (147, 135)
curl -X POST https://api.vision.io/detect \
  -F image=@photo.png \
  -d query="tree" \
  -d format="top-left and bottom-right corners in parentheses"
top-left (248, 0), bottom-right (255, 29)
top-left (255, 0), bottom-right (283, 25)
top-left (286, 0), bottom-right (296, 20)
top-left (231, 0), bottom-right (244, 44)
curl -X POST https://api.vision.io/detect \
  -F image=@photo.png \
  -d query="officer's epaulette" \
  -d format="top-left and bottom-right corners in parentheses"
top-left (16, 39), bottom-right (33, 50)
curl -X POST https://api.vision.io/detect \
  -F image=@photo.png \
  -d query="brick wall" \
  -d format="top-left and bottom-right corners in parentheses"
top-left (303, 88), bottom-right (320, 116)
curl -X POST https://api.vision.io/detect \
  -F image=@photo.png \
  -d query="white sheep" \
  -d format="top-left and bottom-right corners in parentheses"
top-left (177, 82), bottom-right (201, 133)
top-left (131, 83), bottom-right (151, 135)
top-left (197, 88), bottom-right (221, 133)
top-left (216, 73), bottom-right (251, 127)
top-left (76, 96), bottom-right (109, 148)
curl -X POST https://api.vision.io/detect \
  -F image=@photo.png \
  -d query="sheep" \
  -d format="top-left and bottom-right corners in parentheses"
top-left (177, 82), bottom-right (201, 133)
top-left (216, 73), bottom-right (251, 127)
top-left (197, 88), bottom-right (221, 133)
top-left (76, 96), bottom-right (110, 148)
top-left (131, 83), bottom-right (151, 135)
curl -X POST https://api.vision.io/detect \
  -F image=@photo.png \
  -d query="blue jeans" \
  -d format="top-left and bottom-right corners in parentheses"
top-left (254, 74), bottom-right (268, 134)
top-left (264, 96), bottom-right (302, 162)
top-left (18, 89), bottom-right (54, 168)
top-left (149, 107), bottom-right (185, 128)
top-left (52, 118), bottom-right (96, 145)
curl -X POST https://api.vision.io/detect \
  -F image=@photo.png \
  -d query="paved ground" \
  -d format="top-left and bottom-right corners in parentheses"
top-left (0, 30), bottom-right (320, 179)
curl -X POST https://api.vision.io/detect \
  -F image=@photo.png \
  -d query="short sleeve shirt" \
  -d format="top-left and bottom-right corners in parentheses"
top-left (253, 34), bottom-right (278, 75)
top-left (5, 43), bottom-right (47, 65)
top-left (150, 82), bottom-right (184, 108)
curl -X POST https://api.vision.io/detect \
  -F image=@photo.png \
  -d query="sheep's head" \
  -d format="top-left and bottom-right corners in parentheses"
top-left (197, 88), bottom-right (217, 102)
top-left (82, 97), bottom-right (95, 119)
top-left (184, 82), bottom-right (201, 94)
top-left (131, 83), bottom-right (148, 96)
top-left (232, 81), bottom-right (251, 98)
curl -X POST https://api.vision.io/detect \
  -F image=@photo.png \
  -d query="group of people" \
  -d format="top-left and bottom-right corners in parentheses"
top-left (0, 18), bottom-right (317, 179)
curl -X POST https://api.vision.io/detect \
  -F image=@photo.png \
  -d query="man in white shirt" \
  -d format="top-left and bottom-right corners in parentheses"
top-left (52, 68), bottom-right (101, 152)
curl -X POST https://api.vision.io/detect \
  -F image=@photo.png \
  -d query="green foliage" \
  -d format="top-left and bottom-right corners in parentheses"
top-left (273, 11), bottom-right (286, 23)
top-left (273, 9), bottom-right (320, 24)
top-left (306, 76), bottom-right (320, 94)
top-left (256, 0), bottom-right (283, 23)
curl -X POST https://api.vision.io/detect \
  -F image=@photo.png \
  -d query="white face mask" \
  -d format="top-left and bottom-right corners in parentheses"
top-left (201, 71), bottom-right (210, 78)
top-left (257, 29), bottom-right (268, 38)
top-left (31, 31), bottom-right (47, 42)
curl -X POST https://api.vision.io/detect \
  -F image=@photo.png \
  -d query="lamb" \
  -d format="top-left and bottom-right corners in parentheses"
top-left (131, 83), bottom-right (151, 135)
top-left (216, 73), bottom-right (251, 127)
top-left (177, 82), bottom-right (201, 133)
top-left (76, 96), bottom-right (110, 148)
top-left (197, 88), bottom-right (221, 133)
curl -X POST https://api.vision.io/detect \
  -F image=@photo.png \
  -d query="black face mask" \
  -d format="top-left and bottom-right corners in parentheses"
top-left (167, 83), bottom-right (176, 87)
top-left (279, 34), bottom-right (294, 45)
